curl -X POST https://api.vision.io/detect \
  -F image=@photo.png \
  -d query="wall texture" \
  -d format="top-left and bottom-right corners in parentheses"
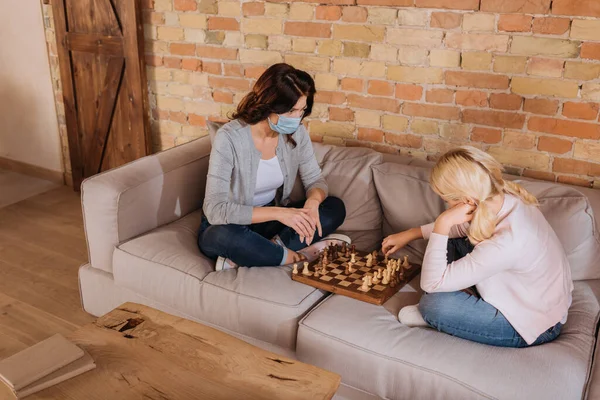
top-left (43, 0), bottom-right (600, 187)
top-left (1, 0), bottom-right (63, 175)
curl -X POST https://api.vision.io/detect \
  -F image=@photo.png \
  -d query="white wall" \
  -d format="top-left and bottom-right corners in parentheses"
top-left (0, 0), bottom-right (63, 173)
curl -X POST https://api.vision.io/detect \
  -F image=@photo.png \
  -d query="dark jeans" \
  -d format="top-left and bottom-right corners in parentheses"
top-left (197, 196), bottom-right (346, 267)
top-left (418, 238), bottom-right (562, 348)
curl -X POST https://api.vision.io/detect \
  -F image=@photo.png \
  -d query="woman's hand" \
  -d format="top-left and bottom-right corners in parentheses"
top-left (303, 199), bottom-right (322, 245)
top-left (433, 203), bottom-right (476, 235)
top-left (276, 207), bottom-right (315, 244)
top-left (382, 227), bottom-right (422, 256)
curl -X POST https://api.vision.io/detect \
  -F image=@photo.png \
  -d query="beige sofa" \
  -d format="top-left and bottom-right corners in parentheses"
top-left (79, 134), bottom-right (600, 400)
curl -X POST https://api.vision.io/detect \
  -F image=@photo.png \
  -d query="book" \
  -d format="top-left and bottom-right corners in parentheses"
top-left (16, 351), bottom-right (95, 399)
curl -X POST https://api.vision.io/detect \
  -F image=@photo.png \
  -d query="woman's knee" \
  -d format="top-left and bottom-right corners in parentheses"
top-left (320, 196), bottom-right (346, 229)
top-left (419, 292), bottom-right (462, 325)
top-left (198, 225), bottom-right (245, 257)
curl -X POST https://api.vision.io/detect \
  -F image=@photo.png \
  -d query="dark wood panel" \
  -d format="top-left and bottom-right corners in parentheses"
top-left (67, 32), bottom-right (123, 56)
top-left (66, 0), bottom-right (121, 36)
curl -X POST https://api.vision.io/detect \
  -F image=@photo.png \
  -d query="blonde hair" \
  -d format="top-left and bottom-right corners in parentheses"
top-left (430, 146), bottom-right (538, 244)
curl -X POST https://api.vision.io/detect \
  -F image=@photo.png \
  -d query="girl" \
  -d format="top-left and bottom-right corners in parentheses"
top-left (382, 146), bottom-right (573, 348)
top-left (198, 63), bottom-right (347, 270)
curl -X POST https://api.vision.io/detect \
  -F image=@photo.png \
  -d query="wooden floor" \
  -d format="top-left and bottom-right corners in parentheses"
top-left (0, 186), bottom-right (94, 360)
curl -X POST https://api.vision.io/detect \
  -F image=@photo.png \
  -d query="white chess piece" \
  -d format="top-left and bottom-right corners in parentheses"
top-left (366, 254), bottom-right (373, 267)
top-left (351, 253), bottom-right (356, 263)
top-left (402, 255), bottom-right (409, 268)
top-left (302, 262), bottom-right (311, 276)
top-left (382, 270), bottom-right (390, 285)
top-left (293, 264), bottom-right (298, 275)
top-left (372, 273), bottom-right (380, 284)
top-left (367, 275), bottom-right (373, 287)
top-left (377, 268), bottom-right (383, 279)
top-left (361, 277), bottom-right (369, 291)
top-left (348, 261), bottom-right (356, 273)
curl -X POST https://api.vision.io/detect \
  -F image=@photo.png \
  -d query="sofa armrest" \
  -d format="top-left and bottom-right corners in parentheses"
top-left (82, 135), bottom-right (212, 274)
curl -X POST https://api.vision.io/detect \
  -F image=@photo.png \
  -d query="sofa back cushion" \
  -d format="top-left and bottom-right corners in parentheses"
top-left (372, 162), bottom-right (600, 281)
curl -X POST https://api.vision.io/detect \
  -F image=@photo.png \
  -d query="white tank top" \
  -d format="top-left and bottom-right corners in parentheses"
top-left (253, 156), bottom-right (284, 207)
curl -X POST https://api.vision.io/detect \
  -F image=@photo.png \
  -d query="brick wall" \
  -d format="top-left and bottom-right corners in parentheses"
top-left (43, 0), bottom-right (600, 188)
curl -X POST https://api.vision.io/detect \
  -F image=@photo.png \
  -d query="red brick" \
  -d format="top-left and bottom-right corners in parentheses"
top-left (395, 84), bottom-right (423, 101)
top-left (202, 61), bottom-right (222, 74)
top-left (426, 89), bottom-right (454, 104)
top-left (456, 90), bottom-right (488, 107)
top-left (213, 91), bottom-right (234, 104)
top-left (242, 2), bottom-right (265, 16)
top-left (208, 17), bottom-right (240, 31)
top-left (197, 46), bottom-right (238, 60)
top-left (189, 114), bottom-right (207, 127)
top-left (245, 66), bottom-right (267, 79)
top-left (208, 76), bottom-right (251, 91)
top-left (145, 55), bottom-right (163, 67)
top-left (528, 117), bottom-right (600, 139)
top-left (316, 91), bottom-right (347, 105)
top-left (445, 71), bottom-right (509, 89)
top-left (581, 43), bottom-right (600, 61)
top-left (371, 143), bottom-right (402, 154)
top-left (553, 158), bottom-right (600, 176)
top-left (552, 0), bottom-right (600, 17)
top-left (523, 169), bottom-right (556, 182)
top-left (341, 78), bottom-right (363, 92)
top-left (181, 58), bottom-right (201, 71)
top-left (385, 133), bottom-right (423, 148)
top-left (415, 0), bottom-right (479, 10)
top-left (348, 94), bottom-right (399, 112)
top-left (143, 11), bottom-right (164, 25)
top-left (562, 102), bottom-right (599, 120)
top-left (557, 176), bottom-right (593, 188)
top-left (284, 22), bottom-right (332, 38)
top-left (153, 109), bottom-right (170, 120)
top-left (471, 127), bottom-right (502, 143)
top-left (174, 0), bottom-right (197, 11)
top-left (170, 43), bottom-right (196, 56)
top-left (430, 12), bottom-right (462, 29)
top-left (342, 7), bottom-right (368, 23)
top-left (316, 6), bottom-right (342, 20)
top-left (368, 80), bottom-right (394, 96)
top-left (163, 56), bottom-right (182, 69)
top-left (223, 64), bottom-right (244, 77)
top-left (498, 14), bottom-right (532, 32)
top-left (357, 0), bottom-right (412, 5)
top-left (532, 17), bottom-right (571, 34)
top-left (490, 93), bottom-right (523, 111)
top-left (462, 110), bottom-right (526, 128)
top-left (169, 111), bottom-right (187, 124)
top-left (403, 103), bottom-right (460, 120)
top-left (330, 107), bottom-right (354, 121)
top-left (481, 0), bottom-right (550, 13)
top-left (537, 136), bottom-right (572, 154)
top-left (358, 128), bottom-right (384, 142)
top-left (524, 98), bottom-right (559, 115)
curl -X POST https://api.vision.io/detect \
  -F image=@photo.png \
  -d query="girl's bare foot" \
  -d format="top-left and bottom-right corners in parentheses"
top-left (285, 249), bottom-right (306, 264)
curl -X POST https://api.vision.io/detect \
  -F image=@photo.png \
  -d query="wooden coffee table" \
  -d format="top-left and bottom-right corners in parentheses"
top-left (21, 303), bottom-right (341, 399)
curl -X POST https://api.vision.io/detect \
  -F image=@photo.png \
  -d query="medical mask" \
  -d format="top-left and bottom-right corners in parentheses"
top-left (268, 114), bottom-right (302, 135)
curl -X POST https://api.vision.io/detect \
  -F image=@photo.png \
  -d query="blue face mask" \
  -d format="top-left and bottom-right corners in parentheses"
top-left (268, 114), bottom-right (302, 135)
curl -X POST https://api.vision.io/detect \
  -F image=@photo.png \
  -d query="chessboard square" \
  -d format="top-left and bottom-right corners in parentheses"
top-left (349, 274), bottom-right (361, 279)
top-left (320, 276), bottom-right (333, 282)
top-left (359, 267), bottom-right (370, 272)
top-left (338, 257), bottom-right (349, 262)
top-left (355, 261), bottom-right (366, 266)
top-left (353, 279), bottom-right (363, 285)
top-left (373, 285), bottom-right (386, 291)
top-left (335, 275), bottom-right (347, 280)
top-left (331, 269), bottom-right (343, 274)
top-left (339, 281), bottom-right (352, 287)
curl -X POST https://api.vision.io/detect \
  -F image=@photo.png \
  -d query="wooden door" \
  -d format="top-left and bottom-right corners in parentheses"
top-left (51, 0), bottom-right (151, 189)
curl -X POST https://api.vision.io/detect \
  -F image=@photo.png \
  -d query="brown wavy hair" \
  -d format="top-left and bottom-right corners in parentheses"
top-left (232, 63), bottom-right (316, 146)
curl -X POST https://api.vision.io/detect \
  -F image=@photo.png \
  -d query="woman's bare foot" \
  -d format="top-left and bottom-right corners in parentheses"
top-left (285, 249), bottom-right (306, 264)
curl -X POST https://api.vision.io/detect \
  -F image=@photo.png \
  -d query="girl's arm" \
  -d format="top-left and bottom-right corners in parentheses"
top-left (420, 221), bottom-right (471, 240)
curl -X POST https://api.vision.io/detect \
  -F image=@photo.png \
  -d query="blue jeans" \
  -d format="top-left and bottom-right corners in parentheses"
top-left (419, 238), bottom-right (562, 348)
top-left (197, 196), bottom-right (346, 267)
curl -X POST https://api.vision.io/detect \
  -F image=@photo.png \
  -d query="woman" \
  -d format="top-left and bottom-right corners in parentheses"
top-left (382, 146), bottom-right (573, 347)
top-left (198, 63), bottom-right (347, 270)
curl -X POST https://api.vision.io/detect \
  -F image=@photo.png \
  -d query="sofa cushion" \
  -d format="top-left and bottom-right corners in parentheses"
top-left (112, 210), bottom-right (326, 350)
top-left (373, 162), bottom-right (600, 281)
top-left (297, 280), bottom-right (600, 400)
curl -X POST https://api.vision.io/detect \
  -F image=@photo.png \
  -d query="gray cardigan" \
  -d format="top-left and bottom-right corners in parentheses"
top-left (203, 119), bottom-right (329, 225)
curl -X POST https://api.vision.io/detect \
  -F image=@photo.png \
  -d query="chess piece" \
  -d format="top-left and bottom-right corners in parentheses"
top-left (293, 264), bottom-right (298, 275)
top-left (384, 254), bottom-right (389, 264)
top-left (402, 255), bottom-right (409, 268)
top-left (351, 253), bottom-right (356, 263)
top-left (366, 254), bottom-right (373, 267)
top-left (314, 268), bottom-right (320, 277)
top-left (372, 274), bottom-right (380, 284)
top-left (351, 244), bottom-right (356, 254)
top-left (302, 262), bottom-right (311, 276)
top-left (361, 277), bottom-right (369, 291)
top-left (367, 275), bottom-right (373, 287)
top-left (382, 270), bottom-right (390, 285)
top-left (377, 268), bottom-right (383, 279)
top-left (348, 261), bottom-right (356, 273)
top-left (345, 263), bottom-right (350, 275)
top-left (372, 250), bottom-right (378, 261)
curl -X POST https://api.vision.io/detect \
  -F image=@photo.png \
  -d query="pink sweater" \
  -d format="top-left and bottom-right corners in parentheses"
top-left (420, 194), bottom-right (573, 345)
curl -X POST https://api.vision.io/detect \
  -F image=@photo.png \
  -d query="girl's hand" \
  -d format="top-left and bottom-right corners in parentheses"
top-left (382, 228), bottom-right (421, 256)
top-left (434, 203), bottom-right (476, 235)
top-left (303, 199), bottom-right (322, 245)
top-left (277, 207), bottom-right (315, 244)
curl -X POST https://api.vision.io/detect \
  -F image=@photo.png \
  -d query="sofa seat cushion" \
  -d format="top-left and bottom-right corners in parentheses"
top-left (297, 280), bottom-right (600, 400)
top-left (113, 210), bottom-right (326, 350)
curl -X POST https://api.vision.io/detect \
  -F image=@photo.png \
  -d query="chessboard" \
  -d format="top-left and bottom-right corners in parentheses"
top-left (291, 243), bottom-right (421, 305)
